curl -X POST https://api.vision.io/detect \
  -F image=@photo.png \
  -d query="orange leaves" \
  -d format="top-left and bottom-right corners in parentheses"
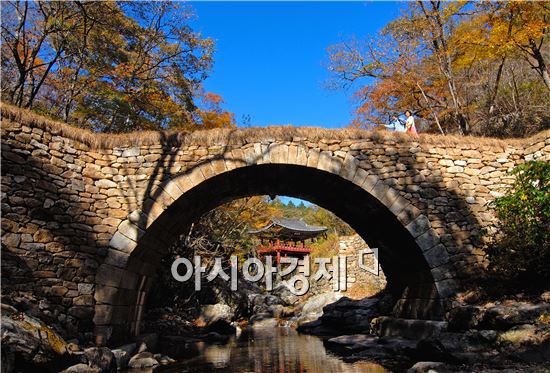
top-left (193, 91), bottom-right (236, 130)
top-left (197, 110), bottom-right (235, 129)
top-left (204, 92), bottom-right (224, 106)
top-left (453, 2), bottom-right (549, 65)
top-left (327, 0), bottom-right (550, 134)
top-left (2, 1), bottom-right (217, 131)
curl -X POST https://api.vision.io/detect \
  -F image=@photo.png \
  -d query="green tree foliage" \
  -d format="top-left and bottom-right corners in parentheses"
top-left (151, 196), bottom-right (355, 310)
top-left (151, 196), bottom-right (275, 311)
top-left (1, 1), bottom-right (234, 131)
top-left (166, 196), bottom-right (353, 266)
top-left (167, 196), bottom-right (277, 265)
top-left (488, 161), bottom-right (550, 291)
top-left (327, 1), bottom-right (550, 137)
top-left (270, 198), bottom-right (354, 236)
top-left (267, 198), bottom-right (355, 259)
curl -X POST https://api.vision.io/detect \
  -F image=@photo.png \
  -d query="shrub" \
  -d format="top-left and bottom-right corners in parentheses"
top-left (488, 161), bottom-right (550, 292)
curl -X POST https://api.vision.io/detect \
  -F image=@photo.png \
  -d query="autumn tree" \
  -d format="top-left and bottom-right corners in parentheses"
top-left (167, 196), bottom-right (353, 268)
top-left (452, 1), bottom-right (550, 136)
top-left (73, 2), bottom-right (216, 132)
top-left (1, 1), bottom-right (234, 132)
top-left (478, 2), bottom-right (550, 93)
top-left (328, 1), bottom-right (550, 137)
top-left (194, 92), bottom-right (236, 129)
top-left (1, 1), bottom-right (84, 108)
top-left (328, 2), bottom-right (471, 134)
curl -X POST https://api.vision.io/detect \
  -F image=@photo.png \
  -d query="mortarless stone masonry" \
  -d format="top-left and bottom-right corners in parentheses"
top-left (1, 105), bottom-right (548, 344)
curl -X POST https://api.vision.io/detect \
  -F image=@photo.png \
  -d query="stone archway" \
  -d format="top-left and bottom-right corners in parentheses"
top-left (3, 107), bottom-right (547, 345)
top-left (94, 146), bottom-right (456, 344)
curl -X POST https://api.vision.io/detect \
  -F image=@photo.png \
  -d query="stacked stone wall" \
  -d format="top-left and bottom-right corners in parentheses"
top-left (1, 106), bottom-right (548, 339)
top-left (305, 235), bottom-right (386, 300)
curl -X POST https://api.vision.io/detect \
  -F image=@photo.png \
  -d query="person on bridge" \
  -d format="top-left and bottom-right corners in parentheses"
top-left (405, 110), bottom-right (418, 136)
top-left (385, 114), bottom-right (406, 132)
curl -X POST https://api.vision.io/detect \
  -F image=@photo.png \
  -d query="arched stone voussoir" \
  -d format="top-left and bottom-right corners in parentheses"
top-left (397, 205), bottom-right (423, 227)
top-left (239, 145), bottom-right (256, 166)
top-left (93, 304), bottom-right (114, 328)
top-left (287, 144), bottom-right (299, 165)
top-left (117, 219), bottom-right (145, 242)
top-left (104, 248), bottom-right (131, 268)
top-left (198, 159), bottom-right (217, 180)
top-left (159, 178), bottom-right (185, 202)
top-left (351, 168), bottom-right (380, 193)
top-left (317, 151), bottom-right (343, 174)
top-left (95, 263), bottom-right (125, 288)
top-left (224, 149), bottom-right (247, 170)
top-left (184, 159), bottom-right (227, 185)
top-left (209, 157), bottom-right (227, 175)
top-left (181, 166), bottom-right (206, 190)
top-left (339, 153), bottom-right (359, 182)
top-left (109, 230), bottom-right (137, 255)
top-left (405, 214), bottom-right (433, 240)
top-left (295, 145), bottom-right (309, 166)
top-left (416, 228), bottom-right (442, 252)
top-left (94, 284), bottom-right (119, 306)
top-left (127, 210), bottom-right (150, 230)
top-left (263, 143), bottom-right (289, 165)
top-left (306, 148), bottom-right (321, 168)
top-left (168, 173), bottom-right (198, 196)
top-left (430, 262), bottom-right (457, 282)
top-left (424, 244), bottom-right (451, 269)
top-left (141, 197), bottom-right (170, 227)
top-left (388, 195), bottom-right (411, 217)
top-left (369, 180), bottom-right (401, 209)
top-left (351, 168), bottom-right (370, 188)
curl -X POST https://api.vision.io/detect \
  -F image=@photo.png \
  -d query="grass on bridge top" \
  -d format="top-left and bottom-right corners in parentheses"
top-left (2, 102), bottom-right (545, 151)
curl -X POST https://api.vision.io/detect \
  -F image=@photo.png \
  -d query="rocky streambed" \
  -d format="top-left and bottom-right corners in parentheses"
top-left (296, 292), bottom-right (550, 372)
top-left (2, 284), bottom-right (550, 372)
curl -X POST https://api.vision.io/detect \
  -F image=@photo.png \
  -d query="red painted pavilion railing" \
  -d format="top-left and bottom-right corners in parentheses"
top-left (257, 244), bottom-right (312, 255)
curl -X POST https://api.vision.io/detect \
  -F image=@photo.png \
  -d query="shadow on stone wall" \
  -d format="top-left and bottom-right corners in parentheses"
top-left (1, 140), bottom-right (102, 339)
top-left (2, 124), bottom-right (502, 345)
top-left (110, 136), bottom-right (487, 344)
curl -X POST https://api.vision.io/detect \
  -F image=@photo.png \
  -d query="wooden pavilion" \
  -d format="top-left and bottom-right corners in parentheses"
top-left (248, 218), bottom-right (327, 263)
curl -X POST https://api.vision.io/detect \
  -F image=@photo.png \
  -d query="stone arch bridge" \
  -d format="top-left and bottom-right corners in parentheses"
top-left (1, 105), bottom-right (548, 345)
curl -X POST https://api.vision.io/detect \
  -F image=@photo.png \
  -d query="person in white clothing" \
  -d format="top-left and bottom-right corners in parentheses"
top-left (385, 114), bottom-right (406, 132)
top-left (404, 110), bottom-right (418, 135)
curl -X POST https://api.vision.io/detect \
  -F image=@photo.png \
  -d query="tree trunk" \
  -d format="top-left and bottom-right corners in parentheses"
top-left (529, 39), bottom-right (550, 93)
top-left (489, 57), bottom-right (506, 113)
top-left (416, 81), bottom-right (445, 135)
top-left (542, 68), bottom-right (550, 94)
top-left (418, 1), bottom-right (470, 135)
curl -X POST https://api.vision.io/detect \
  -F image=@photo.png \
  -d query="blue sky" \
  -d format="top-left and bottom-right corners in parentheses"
top-left (189, 1), bottom-right (403, 128)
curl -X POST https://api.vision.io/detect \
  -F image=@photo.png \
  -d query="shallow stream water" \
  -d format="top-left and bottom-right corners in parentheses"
top-left (151, 326), bottom-right (391, 373)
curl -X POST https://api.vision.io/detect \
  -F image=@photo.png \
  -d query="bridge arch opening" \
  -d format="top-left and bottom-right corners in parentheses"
top-left (95, 162), bottom-right (454, 344)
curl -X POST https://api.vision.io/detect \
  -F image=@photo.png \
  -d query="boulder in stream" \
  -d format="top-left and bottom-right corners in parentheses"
top-left (128, 351), bottom-right (159, 368)
top-left (81, 347), bottom-right (116, 373)
top-left (111, 343), bottom-right (137, 370)
top-left (201, 303), bottom-right (233, 324)
top-left (60, 363), bottom-right (100, 373)
top-left (1, 303), bottom-right (72, 372)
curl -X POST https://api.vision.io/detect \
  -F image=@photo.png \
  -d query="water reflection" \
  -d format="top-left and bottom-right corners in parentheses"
top-left (152, 327), bottom-right (391, 373)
